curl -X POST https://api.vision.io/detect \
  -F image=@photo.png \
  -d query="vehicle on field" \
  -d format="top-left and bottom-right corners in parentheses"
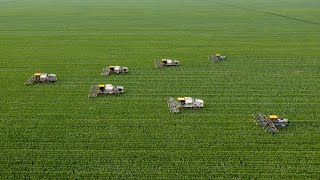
top-left (25, 73), bottom-right (57, 85)
top-left (154, 59), bottom-right (180, 68)
top-left (88, 84), bottom-right (124, 97)
top-left (101, 65), bottom-right (128, 76)
top-left (168, 97), bottom-right (204, 113)
top-left (254, 113), bottom-right (289, 133)
top-left (208, 54), bottom-right (226, 61)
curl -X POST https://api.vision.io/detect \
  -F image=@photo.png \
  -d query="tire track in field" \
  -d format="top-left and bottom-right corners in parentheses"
top-left (0, 0), bottom-right (17, 3)
top-left (212, 1), bottom-right (320, 26)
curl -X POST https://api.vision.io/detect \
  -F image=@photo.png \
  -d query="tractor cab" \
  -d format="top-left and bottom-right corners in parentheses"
top-left (108, 66), bottom-right (116, 73)
top-left (268, 114), bottom-right (289, 127)
top-left (98, 84), bottom-right (105, 92)
top-left (162, 59), bottom-right (169, 64)
top-left (177, 97), bottom-right (204, 108)
top-left (268, 115), bottom-right (288, 122)
top-left (155, 59), bottom-right (179, 68)
top-left (177, 97), bottom-right (186, 105)
top-left (168, 96), bottom-right (204, 113)
top-left (215, 54), bottom-right (225, 60)
top-left (103, 65), bottom-right (129, 75)
top-left (89, 84), bottom-right (124, 97)
top-left (162, 59), bottom-right (179, 65)
top-left (209, 53), bottom-right (226, 61)
top-left (34, 73), bottom-right (41, 77)
top-left (268, 115), bottom-right (279, 121)
top-left (34, 73), bottom-right (42, 80)
top-left (177, 97), bottom-right (194, 108)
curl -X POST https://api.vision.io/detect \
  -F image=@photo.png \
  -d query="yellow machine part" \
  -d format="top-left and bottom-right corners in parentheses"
top-left (34, 73), bottom-right (41, 76)
top-left (268, 115), bottom-right (278, 119)
top-left (109, 66), bottom-right (115, 68)
top-left (215, 54), bottom-right (221, 56)
top-left (177, 97), bottom-right (185, 101)
top-left (98, 84), bottom-right (105, 87)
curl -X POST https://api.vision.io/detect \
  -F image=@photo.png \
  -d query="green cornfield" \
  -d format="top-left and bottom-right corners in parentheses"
top-left (1, 0), bottom-right (320, 178)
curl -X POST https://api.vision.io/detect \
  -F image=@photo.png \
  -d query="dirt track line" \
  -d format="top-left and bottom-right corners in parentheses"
top-left (212, 1), bottom-right (320, 26)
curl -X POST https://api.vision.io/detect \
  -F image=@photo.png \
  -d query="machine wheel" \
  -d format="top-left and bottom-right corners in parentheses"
top-left (266, 126), bottom-right (277, 134)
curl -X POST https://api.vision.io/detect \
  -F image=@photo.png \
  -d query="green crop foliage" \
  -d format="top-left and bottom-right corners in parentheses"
top-left (0, 0), bottom-right (320, 179)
